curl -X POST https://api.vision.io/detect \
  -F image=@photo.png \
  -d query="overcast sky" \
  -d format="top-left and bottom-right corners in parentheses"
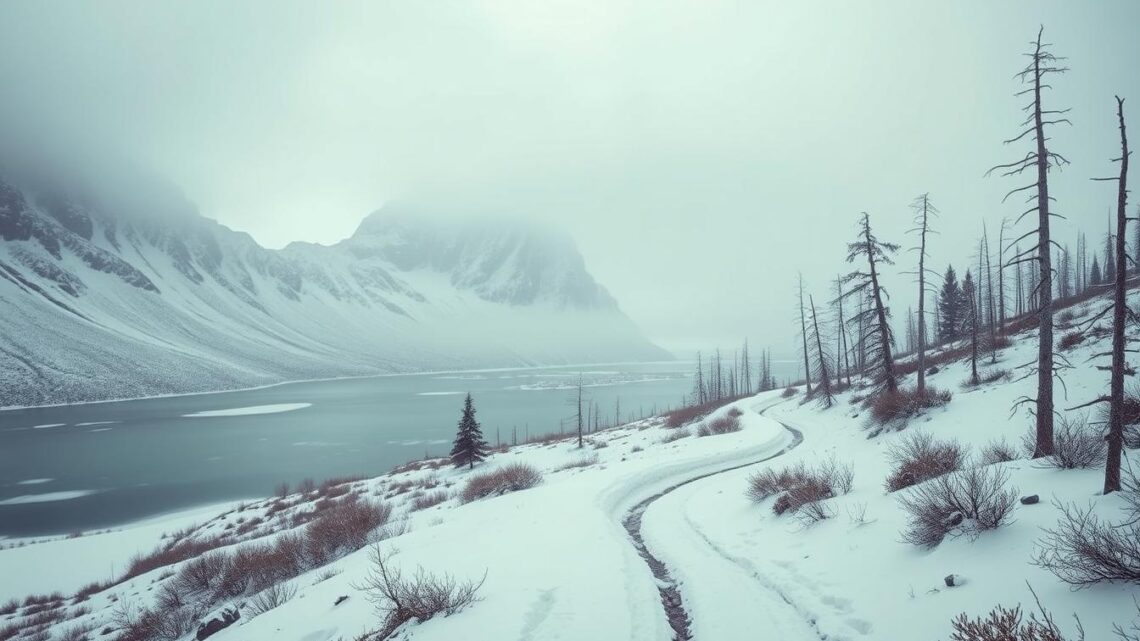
top-left (2, 2), bottom-right (1138, 356)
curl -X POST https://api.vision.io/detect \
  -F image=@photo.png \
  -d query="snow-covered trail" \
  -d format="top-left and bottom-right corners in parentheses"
top-left (626, 399), bottom-right (813, 641)
top-left (639, 407), bottom-right (874, 641)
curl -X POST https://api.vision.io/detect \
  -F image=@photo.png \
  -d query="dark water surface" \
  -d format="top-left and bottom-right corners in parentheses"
top-left (0, 363), bottom-right (698, 536)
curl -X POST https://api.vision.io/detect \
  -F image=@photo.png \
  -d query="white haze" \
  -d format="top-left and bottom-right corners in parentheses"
top-left (1, 1), bottom-right (1138, 358)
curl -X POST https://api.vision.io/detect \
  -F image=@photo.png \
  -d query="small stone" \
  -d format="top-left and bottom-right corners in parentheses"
top-left (335, 595), bottom-right (349, 606)
top-left (1020, 495), bottom-right (1040, 505)
top-left (944, 574), bottom-right (961, 587)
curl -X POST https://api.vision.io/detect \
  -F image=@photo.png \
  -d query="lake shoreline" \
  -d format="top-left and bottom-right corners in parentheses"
top-left (0, 359), bottom-right (680, 413)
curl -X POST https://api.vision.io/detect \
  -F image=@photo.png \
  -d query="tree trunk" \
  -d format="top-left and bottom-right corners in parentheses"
top-left (1106, 96), bottom-right (1129, 494)
top-left (810, 295), bottom-right (832, 406)
top-left (799, 275), bottom-right (812, 394)
top-left (1032, 32), bottom-right (1055, 459)
top-left (916, 198), bottom-right (929, 393)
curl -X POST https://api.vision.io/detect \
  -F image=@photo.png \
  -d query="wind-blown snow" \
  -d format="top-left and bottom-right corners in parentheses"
top-left (182, 403), bottom-right (312, 418)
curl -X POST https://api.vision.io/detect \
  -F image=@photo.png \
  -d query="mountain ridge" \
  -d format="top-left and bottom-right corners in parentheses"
top-left (0, 174), bottom-right (667, 407)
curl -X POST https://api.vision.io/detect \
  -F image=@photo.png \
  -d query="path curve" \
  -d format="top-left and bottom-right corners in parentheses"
top-left (620, 402), bottom-right (803, 640)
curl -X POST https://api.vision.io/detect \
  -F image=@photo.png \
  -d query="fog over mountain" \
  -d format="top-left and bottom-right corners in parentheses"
top-left (0, 170), bottom-right (666, 406)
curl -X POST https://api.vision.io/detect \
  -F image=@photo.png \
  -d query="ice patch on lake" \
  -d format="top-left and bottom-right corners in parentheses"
top-left (0, 490), bottom-right (98, 505)
top-left (416, 391), bottom-right (465, 396)
top-left (387, 439), bottom-right (449, 446)
top-left (16, 478), bottom-right (53, 486)
top-left (433, 374), bottom-right (487, 380)
top-left (32, 423), bottom-right (66, 429)
top-left (182, 403), bottom-right (311, 418)
top-left (88, 428), bottom-right (113, 433)
top-left (75, 421), bottom-right (117, 427)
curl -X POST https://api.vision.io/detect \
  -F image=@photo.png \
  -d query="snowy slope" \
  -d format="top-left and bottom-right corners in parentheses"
top-left (0, 176), bottom-right (668, 407)
top-left (2, 294), bottom-right (1138, 640)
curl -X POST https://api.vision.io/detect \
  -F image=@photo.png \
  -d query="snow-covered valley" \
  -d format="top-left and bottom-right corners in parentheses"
top-left (2, 293), bottom-right (1139, 641)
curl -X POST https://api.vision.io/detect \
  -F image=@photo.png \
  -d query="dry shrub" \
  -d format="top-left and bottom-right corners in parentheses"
top-left (885, 431), bottom-right (966, 492)
top-left (696, 412), bottom-right (741, 437)
top-left (460, 463), bottom-right (543, 503)
top-left (58, 626), bottom-right (92, 641)
top-left (1058, 331), bottom-right (1084, 351)
top-left (0, 598), bottom-right (15, 616)
top-left (247, 581), bottom-right (298, 616)
top-left (174, 550), bottom-right (228, 596)
top-left (870, 386), bottom-right (952, 425)
top-left (306, 500), bottom-right (392, 566)
top-left (113, 599), bottom-right (195, 641)
top-left (554, 454), bottom-right (599, 472)
top-left (1033, 501), bottom-right (1140, 587)
top-left (356, 546), bottom-right (485, 638)
top-left (981, 438), bottom-right (1020, 465)
top-left (897, 465), bottom-right (1018, 547)
top-left (746, 456), bottom-right (853, 522)
top-left (663, 395), bottom-right (749, 428)
top-left (660, 429), bottom-right (690, 444)
top-left (122, 533), bottom-right (227, 584)
top-left (410, 491), bottom-right (450, 511)
top-left (950, 601), bottom-right (1084, 641)
top-left (1027, 415), bottom-right (1105, 469)
top-left (781, 386), bottom-right (798, 398)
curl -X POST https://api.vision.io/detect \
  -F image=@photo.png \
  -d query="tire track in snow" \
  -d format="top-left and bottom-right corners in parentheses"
top-left (620, 403), bottom-right (803, 641)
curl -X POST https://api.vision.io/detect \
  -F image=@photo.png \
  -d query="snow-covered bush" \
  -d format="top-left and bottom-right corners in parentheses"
top-left (781, 386), bottom-right (798, 398)
top-left (870, 386), bottom-right (951, 426)
top-left (356, 545), bottom-right (486, 638)
top-left (696, 412), bottom-right (741, 437)
top-left (247, 581), bottom-right (298, 616)
top-left (1026, 415), bottom-right (1105, 469)
top-left (980, 437), bottom-right (1020, 465)
top-left (884, 431), bottom-right (966, 492)
top-left (305, 499), bottom-right (392, 566)
top-left (410, 490), bottom-right (450, 511)
top-left (746, 456), bottom-right (853, 522)
top-left (460, 463), bottom-right (543, 503)
top-left (897, 464), bottom-right (1017, 547)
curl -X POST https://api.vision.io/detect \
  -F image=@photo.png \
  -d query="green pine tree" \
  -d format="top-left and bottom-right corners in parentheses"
top-left (451, 393), bottom-right (489, 470)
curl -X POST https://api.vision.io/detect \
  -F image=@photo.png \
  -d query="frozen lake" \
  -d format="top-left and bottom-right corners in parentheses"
top-left (0, 362), bottom-right (703, 536)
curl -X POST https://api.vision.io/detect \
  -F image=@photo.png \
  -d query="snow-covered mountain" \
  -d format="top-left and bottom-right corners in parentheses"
top-left (0, 174), bottom-right (668, 407)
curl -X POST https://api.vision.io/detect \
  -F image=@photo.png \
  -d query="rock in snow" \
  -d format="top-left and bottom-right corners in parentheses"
top-left (0, 173), bottom-right (669, 406)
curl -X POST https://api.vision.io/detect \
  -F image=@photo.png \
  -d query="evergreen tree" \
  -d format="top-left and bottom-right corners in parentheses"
top-left (962, 270), bottom-right (979, 385)
top-left (842, 213), bottom-right (900, 393)
top-left (1090, 255), bottom-right (1102, 285)
top-left (450, 393), bottom-right (489, 470)
top-left (1104, 228), bottom-right (1117, 285)
top-left (938, 266), bottom-right (962, 342)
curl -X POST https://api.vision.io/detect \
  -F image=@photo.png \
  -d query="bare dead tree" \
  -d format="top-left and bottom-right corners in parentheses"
top-left (798, 274), bottom-right (813, 395)
top-left (833, 275), bottom-right (853, 387)
top-left (1093, 96), bottom-right (1132, 494)
top-left (983, 224), bottom-right (998, 363)
top-left (844, 212), bottom-right (900, 393)
top-left (809, 295), bottom-right (834, 407)
top-left (998, 217), bottom-right (1009, 329)
top-left (908, 193), bottom-right (938, 394)
top-left (988, 26), bottom-right (1071, 458)
top-left (576, 373), bottom-right (584, 448)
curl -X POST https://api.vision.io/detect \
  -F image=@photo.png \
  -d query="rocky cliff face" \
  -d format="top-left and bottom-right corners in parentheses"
top-left (0, 175), bottom-right (667, 407)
